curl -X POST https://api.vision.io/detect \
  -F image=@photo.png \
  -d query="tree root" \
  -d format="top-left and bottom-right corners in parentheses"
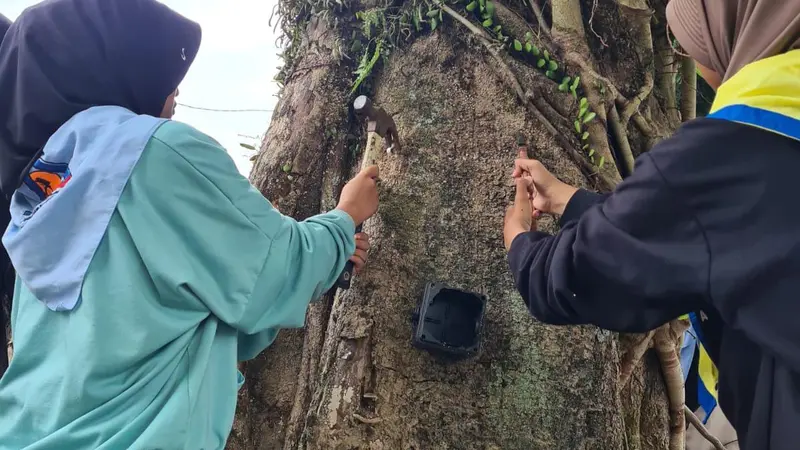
top-left (442, 4), bottom-right (616, 192)
top-left (685, 405), bottom-right (727, 450)
top-left (607, 105), bottom-right (636, 177)
top-left (528, 0), bottom-right (550, 36)
top-left (616, 0), bottom-right (656, 125)
top-left (653, 17), bottom-right (681, 127)
top-left (619, 320), bottom-right (692, 450)
top-left (653, 323), bottom-right (689, 450)
top-left (679, 57), bottom-right (697, 121)
top-left (618, 331), bottom-right (654, 388)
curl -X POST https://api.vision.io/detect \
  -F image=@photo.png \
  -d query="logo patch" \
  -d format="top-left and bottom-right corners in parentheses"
top-left (24, 159), bottom-right (72, 201)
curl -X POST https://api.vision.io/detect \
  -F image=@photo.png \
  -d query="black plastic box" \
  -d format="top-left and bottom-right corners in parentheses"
top-left (411, 282), bottom-right (487, 359)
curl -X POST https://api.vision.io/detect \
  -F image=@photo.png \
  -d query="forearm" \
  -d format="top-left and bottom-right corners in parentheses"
top-left (508, 226), bottom-right (694, 333)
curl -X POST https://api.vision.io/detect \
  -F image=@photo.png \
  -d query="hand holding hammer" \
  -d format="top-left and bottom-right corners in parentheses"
top-left (335, 95), bottom-right (400, 290)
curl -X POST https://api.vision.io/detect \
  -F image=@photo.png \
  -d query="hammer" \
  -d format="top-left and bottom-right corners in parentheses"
top-left (335, 95), bottom-right (400, 290)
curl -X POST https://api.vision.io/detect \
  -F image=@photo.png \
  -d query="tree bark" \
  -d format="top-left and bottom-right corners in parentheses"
top-left (229, 1), bottom-right (684, 448)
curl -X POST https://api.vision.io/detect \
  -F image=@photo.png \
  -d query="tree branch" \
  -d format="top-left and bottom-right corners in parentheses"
top-left (685, 405), bottom-right (727, 450)
top-left (680, 57), bottom-right (697, 121)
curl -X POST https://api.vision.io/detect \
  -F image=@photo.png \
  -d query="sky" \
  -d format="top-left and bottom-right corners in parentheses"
top-left (3, 0), bottom-right (283, 177)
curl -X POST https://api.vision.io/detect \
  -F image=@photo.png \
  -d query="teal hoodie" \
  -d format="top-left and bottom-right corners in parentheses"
top-left (0, 120), bottom-right (355, 449)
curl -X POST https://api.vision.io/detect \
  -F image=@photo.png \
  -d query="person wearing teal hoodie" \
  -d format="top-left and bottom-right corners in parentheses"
top-left (0, 0), bottom-right (377, 448)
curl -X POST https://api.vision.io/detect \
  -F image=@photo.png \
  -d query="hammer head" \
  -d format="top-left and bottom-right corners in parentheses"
top-left (354, 95), bottom-right (400, 153)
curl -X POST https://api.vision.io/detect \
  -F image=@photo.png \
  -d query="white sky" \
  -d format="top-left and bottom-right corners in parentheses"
top-left (3, 0), bottom-right (283, 177)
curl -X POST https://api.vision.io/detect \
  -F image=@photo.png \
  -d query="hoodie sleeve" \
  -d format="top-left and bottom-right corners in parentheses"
top-left (122, 121), bottom-right (355, 337)
top-left (507, 152), bottom-right (710, 333)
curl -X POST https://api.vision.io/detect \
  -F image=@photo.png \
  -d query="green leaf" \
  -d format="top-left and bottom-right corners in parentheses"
top-left (581, 132), bottom-right (590, 141)
top-left (282, 162), bottom-right (292, 173)
top-left (582, 144), bottom-right (589, 150)
top-left (479, 0), bottom-right (486, 11)
top-left (537, 59), bottom-right (546, 68)
top-left (427, 9), bottom-right (439, 17)
top-left (598, 156), bottom-right (605, 168)
top-left (525, 42), bottom-right (533, 53)
top-left (571, 76), bottom-right (581, 91)
top-left (531, 46), bottom-right (540, 56)
top-left (588, 148), bottom-right (595, 157)
top-left (240, 143), bottom-right (256, 150)
top-left (579, 104), bottom-right (588, 118)
top-left (583, 112), bottom-right (597, 123)
top-left (466, 1), bottom-right (478, 11)
top-left (494, 25), bottom-right (502, 33)
top-left (580, 97), bottom-right (588, 107)
top-left (574, 120), bottom-right (582, 133)
top-left (482, 18), bottom-right (492, 27)
top-left (514, 39), bottom-right (522, 51)
top-left (485, 1), bottom-right (495, 15)
top-left (525, 31), bottom-right (533, 41)
top-left (558, 84), bottom-right (568, 92)
top-left (562, 76), bottom-right (571, 85)
top-left (548, 60), bottom-right (558, 71)
top-left (544, 50), bottom-right (550, 60)
top-left (545, 70), bottom-right (555, 78)
top-left (413, 12), bottom-right (421, 30)
top-left (431, 17), bottom-right (438, 30)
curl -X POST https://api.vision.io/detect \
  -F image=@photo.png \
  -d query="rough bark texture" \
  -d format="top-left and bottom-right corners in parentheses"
top-left (229, 1), bottom-right (682, 448)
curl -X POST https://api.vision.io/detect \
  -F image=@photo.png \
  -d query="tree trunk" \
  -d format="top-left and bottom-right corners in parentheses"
top-left (229, 1), bottom-right (686, 449)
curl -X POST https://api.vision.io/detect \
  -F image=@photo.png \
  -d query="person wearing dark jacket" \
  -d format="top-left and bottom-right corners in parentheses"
top-left (503, 1), bottom-right (800, 449)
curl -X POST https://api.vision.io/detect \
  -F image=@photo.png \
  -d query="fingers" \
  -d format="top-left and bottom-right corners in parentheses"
top-left (352, 232), bottom-right (370, 273)
top-left (350, 248), bottom-right (368, 273)
top-left (355, 232), bottom-right (370, 251)
top-left (360, 165), bottom-right (379, 180)
top-left (514, 159), bottom-right (548, 178)
top-left (515, 177), bottom-right (532, 204)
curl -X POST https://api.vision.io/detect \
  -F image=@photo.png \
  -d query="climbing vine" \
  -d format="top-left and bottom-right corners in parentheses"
top-left (272, 0), bottom-right (609, 173)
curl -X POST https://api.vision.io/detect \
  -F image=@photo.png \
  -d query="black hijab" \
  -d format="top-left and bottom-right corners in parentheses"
top-left (0, 14), bottom-right (10, 39)
top-left (0, 0), bottom-right (202, 199)
top-left (0, 0), bottom-right (200, 322)
top-left (0, 11), bottom-right (9, 377)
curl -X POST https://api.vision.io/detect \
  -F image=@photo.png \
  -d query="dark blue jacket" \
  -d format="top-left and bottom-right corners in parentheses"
top-left (509, 118), bottom-right (800, 450)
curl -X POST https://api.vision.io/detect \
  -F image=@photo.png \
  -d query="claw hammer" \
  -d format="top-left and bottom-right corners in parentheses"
top-left (335, 95), bottom-right (400, 290)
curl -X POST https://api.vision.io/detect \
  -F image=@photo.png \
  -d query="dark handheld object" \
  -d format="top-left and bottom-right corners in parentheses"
top-left (335, 224), bottom-right (363, 290)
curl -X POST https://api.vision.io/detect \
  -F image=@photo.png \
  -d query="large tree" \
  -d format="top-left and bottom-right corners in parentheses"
top-left (228, 0), bottom-right (699, 449)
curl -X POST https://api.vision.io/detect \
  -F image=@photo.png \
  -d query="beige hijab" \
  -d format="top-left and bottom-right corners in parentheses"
top-left (666, 0), bottom-right (800, 81)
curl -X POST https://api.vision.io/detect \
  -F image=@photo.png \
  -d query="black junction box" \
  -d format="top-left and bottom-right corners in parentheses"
top-left (411, 282), bottom-right (487, 359)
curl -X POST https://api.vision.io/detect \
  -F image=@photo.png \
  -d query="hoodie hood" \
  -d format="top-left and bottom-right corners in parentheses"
top-left (0, 0), bottom-right (202, 199)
